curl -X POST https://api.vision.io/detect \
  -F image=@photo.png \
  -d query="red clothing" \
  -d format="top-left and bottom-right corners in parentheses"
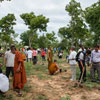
top-left (33, 50), bottom-right (37, 57)
top-left (41, 51), bottom-right (46, 56)
top-left (13, 51), bottom-right (27, 89)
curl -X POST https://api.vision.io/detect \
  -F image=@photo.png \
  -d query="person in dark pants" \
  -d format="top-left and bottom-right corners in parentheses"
top-left (78, 60), bottom-right (86, 82)
top-left (5, 47), bottom-right (15, 78)
top-left (32, 48), bottom-right (37, 65)
top-left (90, 45), bottom-right (100, 83)
top-left (78, 48), bottom-right (86, 82)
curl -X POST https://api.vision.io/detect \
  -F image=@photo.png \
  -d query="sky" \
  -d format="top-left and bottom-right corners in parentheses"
top-left (0, 0), bottom-right (98, 42)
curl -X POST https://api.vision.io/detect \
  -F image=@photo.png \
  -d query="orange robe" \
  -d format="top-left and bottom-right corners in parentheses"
top-left (48, 50), bottom-right (53, 69)
top-left (49, 63), bottom-right (59, 75)
top-left (22, 54), bottom-right (26, 61)
top-left (13, 51), bottom-right (27, 89)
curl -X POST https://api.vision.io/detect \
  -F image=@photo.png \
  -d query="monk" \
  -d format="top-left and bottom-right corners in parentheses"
top-left (49, 60), bottom-right (62, 75)
top-left (47, 46), bottom-right (53, 69)
top-left (11, 46), bottom-right (27, 96)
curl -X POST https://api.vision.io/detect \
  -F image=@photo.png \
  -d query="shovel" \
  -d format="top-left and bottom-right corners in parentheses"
top-left (73, 67), bottom-right (85, 88)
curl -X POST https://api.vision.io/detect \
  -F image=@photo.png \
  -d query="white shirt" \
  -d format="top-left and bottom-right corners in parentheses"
top-left (0, 73), bottom-right (9, 92)
top-left (91, 50), bottom-right (100, 63)
top-left (69, 51), bottom-right (77, 65)
top-left (27, 50), bottom-right (33, 58)
top-left (79, 52), bottom-right (84, 60)
top-left (5, 52), bottom-right (15, 67)
top-left (5, 50), bottom-right (10, 55)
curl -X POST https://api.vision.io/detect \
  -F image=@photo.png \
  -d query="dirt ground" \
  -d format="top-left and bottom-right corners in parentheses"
top-left (25, 63), bottom-right (100, 100)
top-left (4, 61), bottom-right (100, 100)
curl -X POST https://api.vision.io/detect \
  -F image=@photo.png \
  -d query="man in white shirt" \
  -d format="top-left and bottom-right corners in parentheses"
top-left (69, 46), bottom-right (77, 81)
top-left (5, 47), bottom-right (15, 78)
top-left (27, 48), bottom-right (33, 62)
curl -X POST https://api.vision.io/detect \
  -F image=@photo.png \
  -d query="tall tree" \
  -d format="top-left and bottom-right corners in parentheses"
top-left (84, 1), bottom-right (100, 44)
top-left (0, 14), bottom-right (16, 47)
top-left (64, 0), bottom-right (88, 46)
top-left (20, 12), bottom-right (49, 47)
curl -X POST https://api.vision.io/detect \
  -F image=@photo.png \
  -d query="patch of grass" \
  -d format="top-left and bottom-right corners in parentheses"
top-left (60, 94), bottom-right (70, 100)
top-left (23, 84), bottom-right (32, 92)
top-left (6, 94), bottom-right (14, 100)
top-left (34, 94), bottom-right (48, 100)
top-left (76, 66), bottom-right (99, 88)
top-left (0, 93), bottom-right (14, 100)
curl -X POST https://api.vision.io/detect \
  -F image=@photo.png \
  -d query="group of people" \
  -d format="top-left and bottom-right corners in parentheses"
top-left (68, 45), bottom-right (100, 84)
top-left (0, 44), bottom-right (100, 96)
top-left (0, 45), bottom-right (27, 96)
top-left (20, 47), bottom-right (46, 65)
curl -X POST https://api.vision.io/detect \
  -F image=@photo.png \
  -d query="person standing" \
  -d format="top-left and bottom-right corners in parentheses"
top-left (90, 45), bottom-right (100, 83)
top-left (27, 47), bottom-right (33, 62)
top-left (47, 46), bottom-right (53, 69)
top-left (77, 46), bottom-right (86, 82)
top-left (11, 46), bottom-right (27, 96)
top-left (32, 48), bottom-right (37, 65)
top-left (5, 48), bottom-right (15, 78)
top-left (41, 48), bottom-right (46, 65)
top-left (69, 47), bottom-right (77, 81)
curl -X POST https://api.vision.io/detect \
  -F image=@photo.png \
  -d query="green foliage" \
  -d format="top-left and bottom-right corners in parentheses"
top-left (35, 94), bottom-right (48, 100)
top-left (20, 12), bottom-right (49, 47)
top-left (59, 0), bottom-right (88, 48)
top-left (20, 12), bottom-right (49, 31)
top-left (0, 14), bottom-right (16, 48)
top-left (84, 1), bottom-right (100, 44)
top-left (20, 30), bottom-right (38, 48)
top-left (0, 14), bottom-right (16, 35)
top-left (38, 34), bottom-right (48, 48)
top-left (46, 31), bottom-right (57, 43)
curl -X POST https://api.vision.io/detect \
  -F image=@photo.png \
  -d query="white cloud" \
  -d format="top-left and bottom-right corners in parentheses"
top-left (0, 0), bottom-right (98, 42)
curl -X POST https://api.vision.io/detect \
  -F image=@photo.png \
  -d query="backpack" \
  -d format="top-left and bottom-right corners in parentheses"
top-left (76, 51), bottom-right (81, 62)
top-left (76, 51), bottom-right (86, 62)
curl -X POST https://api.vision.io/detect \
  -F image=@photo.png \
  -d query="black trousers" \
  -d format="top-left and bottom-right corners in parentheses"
top-left (6, 67), bottom-right (14, 78)
top-left (0, 67), bottom-right (2, 73)
top-left (42, 56), bottom-right (45, 61)
top-left (33, 56), bottom-right (37, 65)
top-left (78, 61), bottom-right (86, 81)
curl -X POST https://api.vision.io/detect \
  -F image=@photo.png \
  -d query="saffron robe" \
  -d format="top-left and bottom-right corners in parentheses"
top-left (13, 51), bottom-right (27, 89)
top-left (48, 50), bottom-right (53, 69)
top-left (49, 63), bottom-right (58, 75)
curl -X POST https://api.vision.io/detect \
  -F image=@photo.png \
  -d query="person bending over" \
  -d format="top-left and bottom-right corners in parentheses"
top-left (48, 60), bottom-right (62, 75)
